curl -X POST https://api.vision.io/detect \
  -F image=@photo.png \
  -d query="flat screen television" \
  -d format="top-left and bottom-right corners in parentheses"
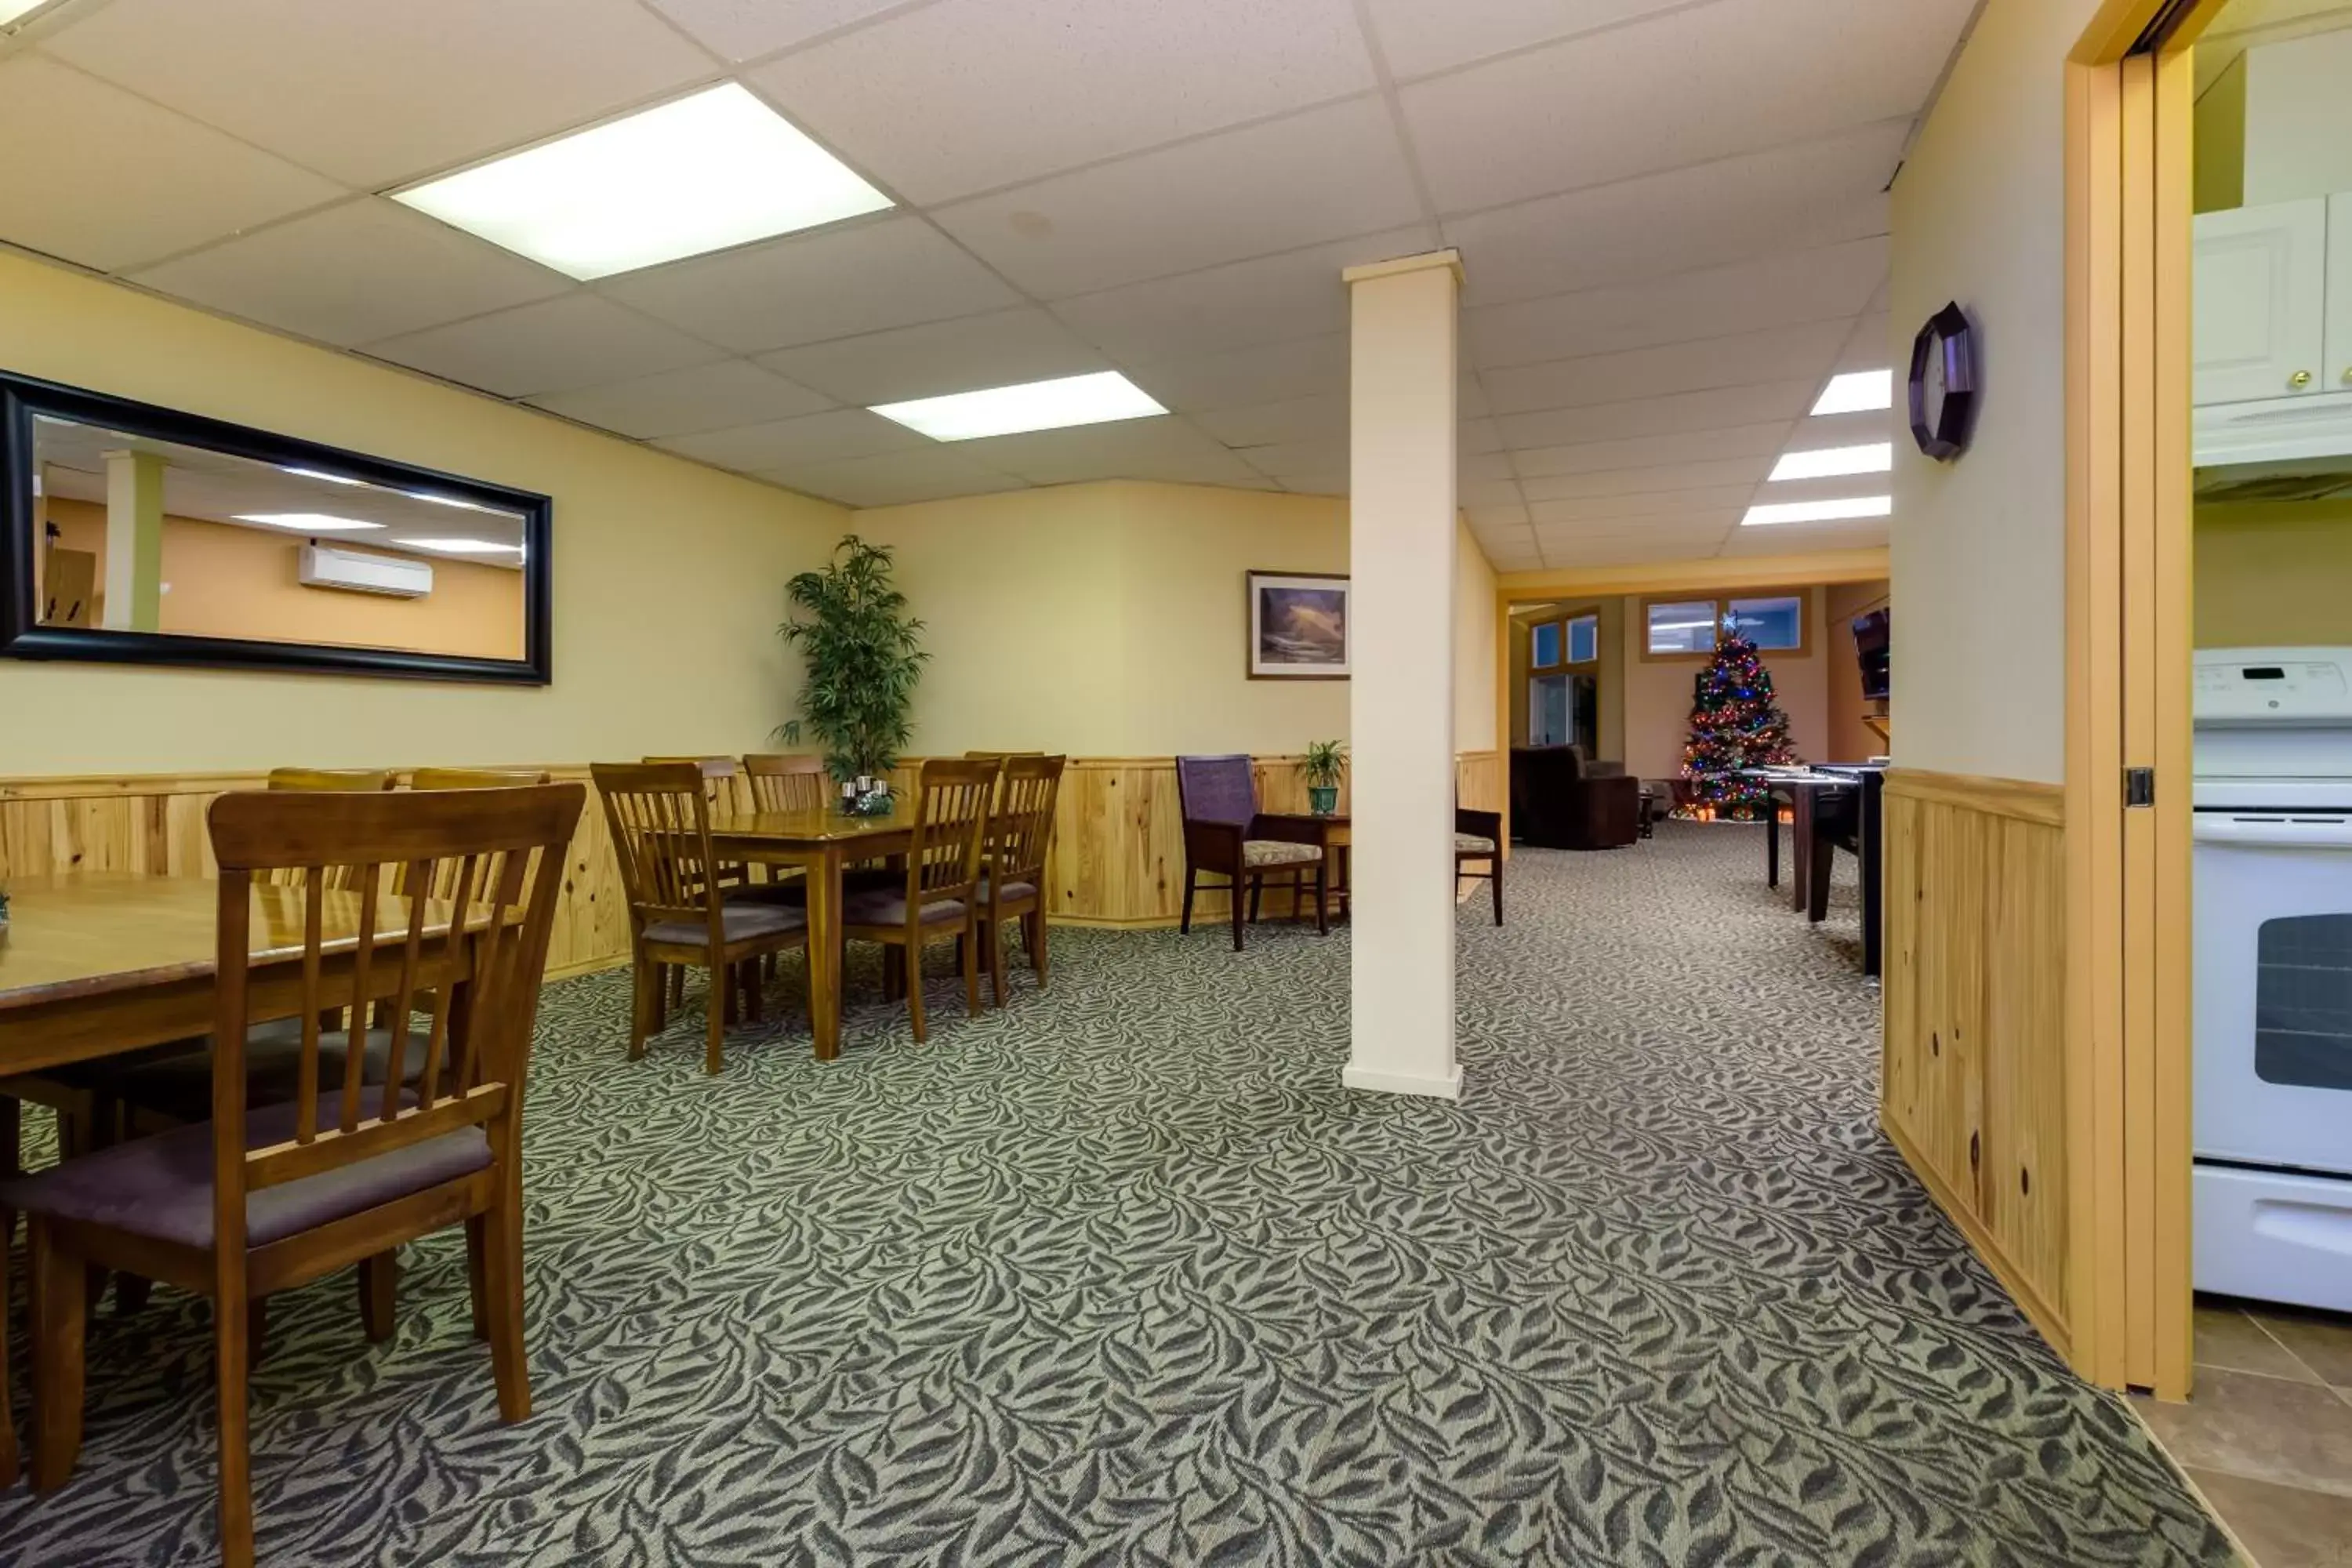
top-left (1853, 609), bottom-right (1890, 702)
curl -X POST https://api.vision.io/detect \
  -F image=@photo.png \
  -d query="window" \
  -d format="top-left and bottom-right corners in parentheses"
top-left (1530, 612), bottom-right (1597, 671)
top-left (1526, 608), bottom-right (1600, 751)
top-left (1646, 600), bottom-right (1720, 656)
top-left (1531, 621), bottom-right (1563, 668)
top-left (1727, 595), bottom-right (1804, 652)
top-left (1566, 614), bottom-right (1598, 665)
top-left (1642, 591), bottom-right (1812, 659)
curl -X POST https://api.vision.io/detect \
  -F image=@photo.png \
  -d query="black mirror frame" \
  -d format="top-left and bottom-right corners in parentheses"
top-left (1, 368), bottom-right (552, 685)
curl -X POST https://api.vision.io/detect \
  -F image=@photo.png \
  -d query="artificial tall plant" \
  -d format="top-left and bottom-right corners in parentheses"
top-left (778, 535), bottom-right (927, 782)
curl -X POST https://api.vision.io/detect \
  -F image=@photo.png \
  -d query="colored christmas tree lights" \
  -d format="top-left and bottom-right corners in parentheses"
top-left (1677, 632), bottom-right (1796, 820)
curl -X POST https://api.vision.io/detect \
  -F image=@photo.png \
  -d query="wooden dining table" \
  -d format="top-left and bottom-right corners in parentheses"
top-left (706, 802), bottom-right (925, 1063)
top-left (0, 871), bottom-right (502, 1486)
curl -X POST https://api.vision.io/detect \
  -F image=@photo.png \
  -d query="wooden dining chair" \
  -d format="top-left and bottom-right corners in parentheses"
top-left (594, 762), bottom-right (810, 1074)
top-left (265, 768), bottom-right (397, 793)
top-left (411, 768), bottom-right (554, 789)
top-left (843, 758), bottom-right (997, 1044)
top-left (975, 756), bottom-right (1064, 1007)
top-left (742, 753), bottom-right (829, 813)
top-left (0, 782), bottom-right (585, 1568)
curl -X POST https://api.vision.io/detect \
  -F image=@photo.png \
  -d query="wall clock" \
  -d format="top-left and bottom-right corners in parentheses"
top-left (1908, 300), bottom-right (1980, 462)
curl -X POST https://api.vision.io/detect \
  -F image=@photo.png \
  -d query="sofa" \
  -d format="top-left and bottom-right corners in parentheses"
top-left (1510, 746), bottom-right (1642, 851)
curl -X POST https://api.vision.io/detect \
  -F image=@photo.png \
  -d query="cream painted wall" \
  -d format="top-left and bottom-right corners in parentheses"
top-left (855, 479), bottom-right (1499, 758)
top-left (0, 249), bottom-right (845, 775)
top-left (2195, 499), bottom-right (2352, 645)
top-left (1618, 590), bottom-right (1830, 780)
top-left (1889, 0), bottom-right (2098, 786)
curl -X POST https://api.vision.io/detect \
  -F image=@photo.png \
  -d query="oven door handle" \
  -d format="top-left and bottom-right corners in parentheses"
top-left (2194, 814), bottom-right (2352, 848)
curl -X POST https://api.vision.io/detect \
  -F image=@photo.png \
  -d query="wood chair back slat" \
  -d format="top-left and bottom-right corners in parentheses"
top-left (593, 763), bottom-right (723, 934)
top-left (993, 756), bottom-right (1065, 884)
top-left (205, 785), bottom-right (583, 1214)
top-left (741, 753), bottom-right (829, 814)
top-left (909, 758), bottom-right (998, 902)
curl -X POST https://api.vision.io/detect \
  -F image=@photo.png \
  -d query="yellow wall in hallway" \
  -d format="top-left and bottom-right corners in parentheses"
top-left (854, 480), bottom-right (1498, 757)
top-left (2194, 499), bottom-right (2352, 647)
top-left (0, 249), bottom-right (846, 775)
top-left (1889, 0), bottom-right (2106, 786)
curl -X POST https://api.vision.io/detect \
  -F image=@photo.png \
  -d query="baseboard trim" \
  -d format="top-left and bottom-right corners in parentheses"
top-left (1342, 1064), bottom-right (1464, 1100)
top-left (1884, 1112), bottom-right (2073, 1363)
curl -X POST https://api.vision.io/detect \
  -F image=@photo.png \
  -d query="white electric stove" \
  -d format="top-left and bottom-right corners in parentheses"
top-left (2194, 648), bottom-right (2352, 1310)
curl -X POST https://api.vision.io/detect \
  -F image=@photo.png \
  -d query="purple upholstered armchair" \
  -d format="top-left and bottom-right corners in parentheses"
top-left (1174, 754), bottom-right (1328, 951)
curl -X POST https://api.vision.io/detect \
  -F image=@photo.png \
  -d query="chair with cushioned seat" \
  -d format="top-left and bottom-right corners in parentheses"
top-left (975, 755), bottom-right (1064, 1007)
top-left (1454, 807), bottom-right (1504, 927)
top-left (0, 780), bottom-right (583, 1568)
top-left (595, 762), bottom-right (811, 1074)
top-left (1174, 754), bottom-right (1328, 952)
top-left (844, 757), bottom-right (996, 1043)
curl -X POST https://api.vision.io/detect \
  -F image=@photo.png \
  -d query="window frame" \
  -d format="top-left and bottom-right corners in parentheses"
top-left (1638, 588), bottom-right (1812, 662)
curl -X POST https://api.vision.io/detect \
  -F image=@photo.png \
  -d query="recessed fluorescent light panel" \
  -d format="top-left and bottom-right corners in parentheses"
top-left (408, 492), bottom-right (503, 514)
top-left (0, 1), bottom-right (60, 26)
top-left (870, 372), bottom-right (1167, 441)
top-left (398, 538), bottom-right (523, 555)
top-left (1769, 442), bottom-right (1893, 482)
top-left (392, 84), bottom-right (892, 281)
top-left (1810, 370), bottom-right (1893, 416)
top-left (236, 512), bottom-right (383, 532)
top-left (1741, 495), bottom-right (1893, 527)
top-left (281, 466), bottom-right (367, 486)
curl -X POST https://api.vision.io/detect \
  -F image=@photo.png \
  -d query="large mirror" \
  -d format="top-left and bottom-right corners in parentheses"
top-left (2, 371), bottom-right (550, 683)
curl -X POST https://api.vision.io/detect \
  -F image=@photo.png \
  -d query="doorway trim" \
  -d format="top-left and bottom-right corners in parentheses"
top-left (2066, 0), bottom-right (2223, 1397)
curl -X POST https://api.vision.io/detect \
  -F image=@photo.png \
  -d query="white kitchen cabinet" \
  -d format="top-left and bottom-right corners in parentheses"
top-left (2194, 197), bottom-right (2327, 406)
top-left (2329, 194), bottom-right (2352, 396)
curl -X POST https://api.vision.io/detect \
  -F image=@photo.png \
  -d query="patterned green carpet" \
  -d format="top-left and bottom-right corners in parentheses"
top-left (1, 823), bottom-right (2231, 1564)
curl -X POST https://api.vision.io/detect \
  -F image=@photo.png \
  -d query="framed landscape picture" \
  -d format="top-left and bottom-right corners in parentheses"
top-left (1247, 570), bottom-right (1350, 680)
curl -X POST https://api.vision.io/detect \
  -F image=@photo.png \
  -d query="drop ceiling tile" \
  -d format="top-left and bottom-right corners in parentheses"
top-left (639, 0), bottom-right (913, 61)
top-left (1543, 536), bottom-right (1720, 568)
top-left (1783, 408), bottom-right (1896, 450)
top-left (1512, 422), bottom-right (1795, 481)
top-left (0, 56), bottom-right (345, 274)
top-left (363, 296), bottom-right (724, 398)
top-left (1279, 471), bottom-right (1350, 497)
top-left (1127, 334), bottom-right (1350, 413)
top-left (1468, 503), bottom-right (1531, 529)
top-left (1838, 312), bottom-right (1897, 370)
top-left (756, 307), bottom-right (1106, 407)
top-left (1465, 237), bottom-right (1888, 371)
top-left (1534, 511), bottom-right (1743, 545)
top-left (1482, 320), bottom-right (1850, 416)
top-left (933, 98), bottom-right (1424, 299)
top-left (1461, 419), bottom-right (1505, 455)
top-left (1050, 227), bottom-right (1432, 360)
top-left (1496, 383), bottom-right (1817, 449)
top-left (1719, 517), bottom-right (1889, 554)
top-left (529, 360), bottom-right (835, 440)
top-left (1399, 0), bottom-right (1973, 214)
top-left (1363, 0), bottom-right (1698, 79)
top-left (1443, 121), bottom-right (1902, 307)
top-left (1193, 395), bottom-right (1348, 448)
top-left (1520, 456), bottom-right (1773, 503)
top-left (751, 0), bottom-right (1375, 205)
top-left (129, 198), bottom-right (570, 347)
top-left (1459, 478), bottom-right (1525, 509)
top-left (1462, 452), bottom-right (1515, 484)
top-left (655, 407), bottom-right (929, 470)
top-left (45, 0), bottom-right (714, 188)
top-left (1528, 486), bottom-right (1760, 525)
top-left (765, 447), bottom-right (1028, 508)
top-left (599, 218), bottom-right (1019, 354)
top-left (1233, 437), bottom-right (1348, 480)
top-left (1748, 473), bottom-right (1896, 509)
top-left (961, 418), bottom-right (1265, 487)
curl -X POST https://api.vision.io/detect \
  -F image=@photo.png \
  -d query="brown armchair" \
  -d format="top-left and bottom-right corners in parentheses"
top-left (1174, 754), bottom-right (1327, 951)
top-left (1509, 746), bottom-right (1641, 851)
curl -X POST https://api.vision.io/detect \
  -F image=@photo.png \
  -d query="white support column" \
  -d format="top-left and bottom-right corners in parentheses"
top-left (1342, 250), bottom-right (1462, 1101)
top-left (101, 447), bottom-right (165, 633)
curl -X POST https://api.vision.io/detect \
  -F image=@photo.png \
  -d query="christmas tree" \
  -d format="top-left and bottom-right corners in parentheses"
top-left (1679, 633), bottom-right (1797, 819)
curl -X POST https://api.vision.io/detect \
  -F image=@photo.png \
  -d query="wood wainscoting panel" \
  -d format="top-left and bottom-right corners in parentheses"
top-left (2, 752), bottom-right (1507, 956)
top-left (1882, 768), bottom-right (2071, 1355)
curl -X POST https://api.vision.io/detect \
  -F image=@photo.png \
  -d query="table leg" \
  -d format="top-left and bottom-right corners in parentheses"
top-left (1791, 788), bottom-right (1815, 914)
top-left (1860, 779), bottom-right (1884, 977)
top-left (807, 848), bottom-right (842, 1062)
top-left (1766, 795), bottom-right (1781, 889)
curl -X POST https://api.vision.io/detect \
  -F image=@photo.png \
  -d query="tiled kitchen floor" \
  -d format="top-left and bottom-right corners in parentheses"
top-left (2138, 1298), bottom-right (2352, 1566)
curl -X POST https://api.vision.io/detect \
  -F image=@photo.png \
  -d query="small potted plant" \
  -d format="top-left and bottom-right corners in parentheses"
top-left (777, 535), bottom-right (927, 813)
top-left (1302, 739), bottom-right (1346, 818)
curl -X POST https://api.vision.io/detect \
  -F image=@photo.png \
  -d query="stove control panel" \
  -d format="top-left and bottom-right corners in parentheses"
top-left (2194, 648), bottom-right (2352, 727)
